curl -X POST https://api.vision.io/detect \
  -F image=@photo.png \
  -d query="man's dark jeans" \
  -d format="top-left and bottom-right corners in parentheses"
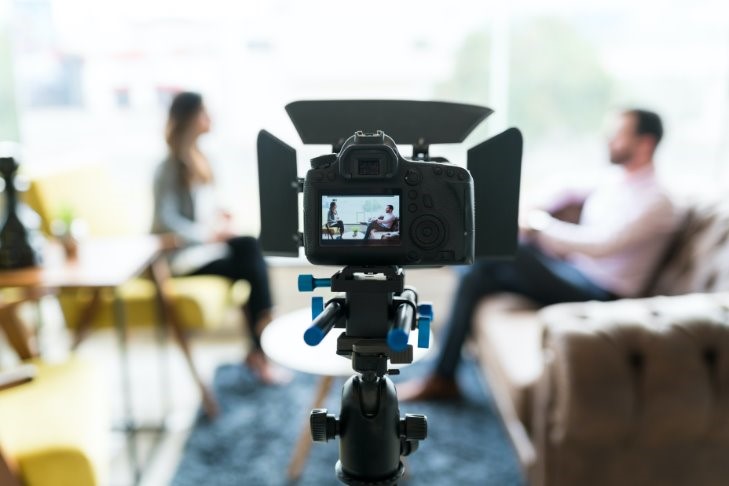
top-left (434, 242), bottom-right (616, 379)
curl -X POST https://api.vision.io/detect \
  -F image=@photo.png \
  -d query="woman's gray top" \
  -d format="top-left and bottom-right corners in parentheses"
top-left (151, 156), bottom-right (229, 274)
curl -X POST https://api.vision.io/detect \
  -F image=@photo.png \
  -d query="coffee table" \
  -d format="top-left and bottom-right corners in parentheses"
top-left (261, 307), bottom-right (432, 480)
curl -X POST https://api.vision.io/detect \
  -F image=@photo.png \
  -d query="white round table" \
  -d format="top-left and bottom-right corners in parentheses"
top-left (261, 308), bottom-right (432, 376)
top-left (261, 307), bottom-right (433, 480)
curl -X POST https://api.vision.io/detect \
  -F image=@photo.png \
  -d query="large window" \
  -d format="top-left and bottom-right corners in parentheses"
top-left (7, 0), bottom-right (729, 234)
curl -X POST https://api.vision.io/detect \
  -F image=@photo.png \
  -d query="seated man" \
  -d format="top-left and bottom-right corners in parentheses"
top-left (399, 108), bottom-right (680, 401)
top-left (364, 204), bottom-right (398, 239)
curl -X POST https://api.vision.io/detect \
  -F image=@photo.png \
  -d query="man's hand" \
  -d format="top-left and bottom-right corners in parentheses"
top-left (519, 209), bottom-right (552, 240)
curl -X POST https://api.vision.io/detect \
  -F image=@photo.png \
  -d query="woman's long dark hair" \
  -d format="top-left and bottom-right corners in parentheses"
top-left (165, 91), bottom-right (213, 185)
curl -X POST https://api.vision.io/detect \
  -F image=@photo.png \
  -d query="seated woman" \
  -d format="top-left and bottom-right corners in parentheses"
top-left (327, 201), bottom-right (344, 238)
top-left (151, 91), bottom-right (285, 384)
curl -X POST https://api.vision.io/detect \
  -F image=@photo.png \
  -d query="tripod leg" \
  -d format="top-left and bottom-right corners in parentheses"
top-left (287, 375), bottom-right (334, 480)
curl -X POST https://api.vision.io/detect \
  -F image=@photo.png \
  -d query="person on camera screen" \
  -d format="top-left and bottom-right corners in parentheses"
top-left (364, 204), bottom-right (398, 240)
top-left (327, 201), bottom-right (345, 239)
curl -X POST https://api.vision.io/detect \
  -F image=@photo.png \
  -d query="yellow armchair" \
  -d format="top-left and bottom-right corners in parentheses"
top-left (0, 358), bottom-right (109, 486)
top-left (0, 296), bottom-right (109, 486)
top-left (22, 164), bottom-right (248, 335)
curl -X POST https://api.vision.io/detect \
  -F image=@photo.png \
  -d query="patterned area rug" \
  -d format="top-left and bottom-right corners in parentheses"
top-left (172, 358), bottom-right (524, 486)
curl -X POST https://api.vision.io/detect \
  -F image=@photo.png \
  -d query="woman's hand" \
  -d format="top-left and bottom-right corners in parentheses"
top-left (211, 227), bottom-right (236, 243)
top-left (210, 209), bottom-right (237, 242)
top-left (218, 209), bottom-right (233, 222)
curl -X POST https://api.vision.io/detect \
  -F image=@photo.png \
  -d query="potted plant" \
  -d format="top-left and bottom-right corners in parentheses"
top-left (51, 205), bottom-right (86, 260)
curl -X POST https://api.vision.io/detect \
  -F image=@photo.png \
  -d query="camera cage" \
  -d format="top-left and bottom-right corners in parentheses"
top-left (285, 99), bottom-right (493, 156)
top-left (258, 100), bottom-right (522, 261)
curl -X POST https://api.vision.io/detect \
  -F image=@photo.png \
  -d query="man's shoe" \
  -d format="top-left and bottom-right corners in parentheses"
top-left (397, 375), bottom-right (461, 402)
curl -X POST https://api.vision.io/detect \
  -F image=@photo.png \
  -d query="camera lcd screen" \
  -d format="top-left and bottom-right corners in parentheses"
top-left (321, 195), bottom-right (400, 245)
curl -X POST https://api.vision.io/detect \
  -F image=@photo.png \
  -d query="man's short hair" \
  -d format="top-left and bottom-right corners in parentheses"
top-left (626, 109), bottom-right (664, 146)
top-left (386, 205), bottom-right (394, 211)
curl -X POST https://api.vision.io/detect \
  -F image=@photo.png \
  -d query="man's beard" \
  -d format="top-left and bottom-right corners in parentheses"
top-left (609, 149), bottom-right (632, 165)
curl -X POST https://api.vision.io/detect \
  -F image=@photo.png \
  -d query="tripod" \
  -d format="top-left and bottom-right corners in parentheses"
top-left (299, 265), bottom-right (431, 485)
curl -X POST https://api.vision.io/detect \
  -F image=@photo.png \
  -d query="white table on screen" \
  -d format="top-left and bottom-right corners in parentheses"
top-left (261, 308), bottom-right (432, 480)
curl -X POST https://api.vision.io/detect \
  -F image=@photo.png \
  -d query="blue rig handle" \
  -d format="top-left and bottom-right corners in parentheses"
top-left (387, 327), bottom-right (410, 352)
top-left (298, 274), bottom-right (332, 292)
top-left (417, 303), bottom-right (434, 349)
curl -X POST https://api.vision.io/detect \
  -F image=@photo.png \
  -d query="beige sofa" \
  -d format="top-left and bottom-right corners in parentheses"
top-left (474, 200), bottom-right (729, 485)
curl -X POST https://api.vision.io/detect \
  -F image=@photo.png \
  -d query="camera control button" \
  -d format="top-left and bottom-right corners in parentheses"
top-left (433, 166), bottom-right (443, 176)
top-left (408, 203), bottom-right (418, 213)
top-left (407, 251), bottom-right (420, 262)
top-left (408, 190), bottom-right (418, 200)
top-left (411, 215), bottom-right (446, 250)
top-left (405, 169), bottom-right (422, 186)
top-left (422, 195), bottom-right (434, 208)
top-left (446, 168), bottom-right (455, 177)
top-left (438, 250), bottom-right (455, 261)
top-left (458, 170), bottom-right (468, 181)
top-left (311, 154), bottom-right (337, 169)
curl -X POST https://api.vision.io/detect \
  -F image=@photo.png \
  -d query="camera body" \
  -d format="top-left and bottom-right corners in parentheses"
top-left (303, 130), bottom-right (474, 266)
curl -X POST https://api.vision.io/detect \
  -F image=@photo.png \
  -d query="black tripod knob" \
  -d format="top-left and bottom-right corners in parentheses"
top-left (310, 408), bottom-right (338, 442)
top-left (401, 414), bottom-right (427, 441)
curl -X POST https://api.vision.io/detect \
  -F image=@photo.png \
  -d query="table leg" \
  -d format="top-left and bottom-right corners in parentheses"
top-left (287, 375), bottom-right (335, 480)
top-left (71, 288), bottom-right (102, 350)
top-left (149, 258), bottom-right (219, 419)
top-left (153, 287), bottom-right (172, 424)
top-left (113, 289), bottom-right (141, 485)
top-left (0, 301), bottom-right (36, 361)
top-left (0, 447), bottom-right (20, 486)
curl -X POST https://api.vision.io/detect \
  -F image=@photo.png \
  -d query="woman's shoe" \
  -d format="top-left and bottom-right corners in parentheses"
top-left (245, 350), bottom-right (293, 385)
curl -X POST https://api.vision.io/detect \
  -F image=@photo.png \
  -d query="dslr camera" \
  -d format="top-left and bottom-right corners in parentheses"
top-left (303, 129), bottom-right (473, 266)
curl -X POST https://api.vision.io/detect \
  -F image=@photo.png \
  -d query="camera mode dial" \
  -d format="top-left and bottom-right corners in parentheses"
top-left (311, 154), bottom-right (337, 169)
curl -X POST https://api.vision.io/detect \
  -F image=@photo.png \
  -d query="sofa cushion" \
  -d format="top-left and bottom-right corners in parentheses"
top-left (649, 201), bottom-right (729, 295)
top-left (58, 275), bottom-right (247, 331)
top-left (473, 294), bottom-right (543, 428)
top-left (539, 293), bottom-right (729, 446)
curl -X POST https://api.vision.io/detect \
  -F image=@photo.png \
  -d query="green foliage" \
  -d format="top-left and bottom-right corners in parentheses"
top-left (57, 204), bottom-right (76, 227)
top-left (436, 17), bottom-right (614, 141)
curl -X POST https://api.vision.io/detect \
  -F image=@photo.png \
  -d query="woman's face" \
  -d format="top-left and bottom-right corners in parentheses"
top-left (192, 106), bottom-right (212, 136)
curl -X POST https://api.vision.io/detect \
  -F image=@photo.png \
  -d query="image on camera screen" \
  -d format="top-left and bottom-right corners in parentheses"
top-left (321, 195), bottom-right (401, 245)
